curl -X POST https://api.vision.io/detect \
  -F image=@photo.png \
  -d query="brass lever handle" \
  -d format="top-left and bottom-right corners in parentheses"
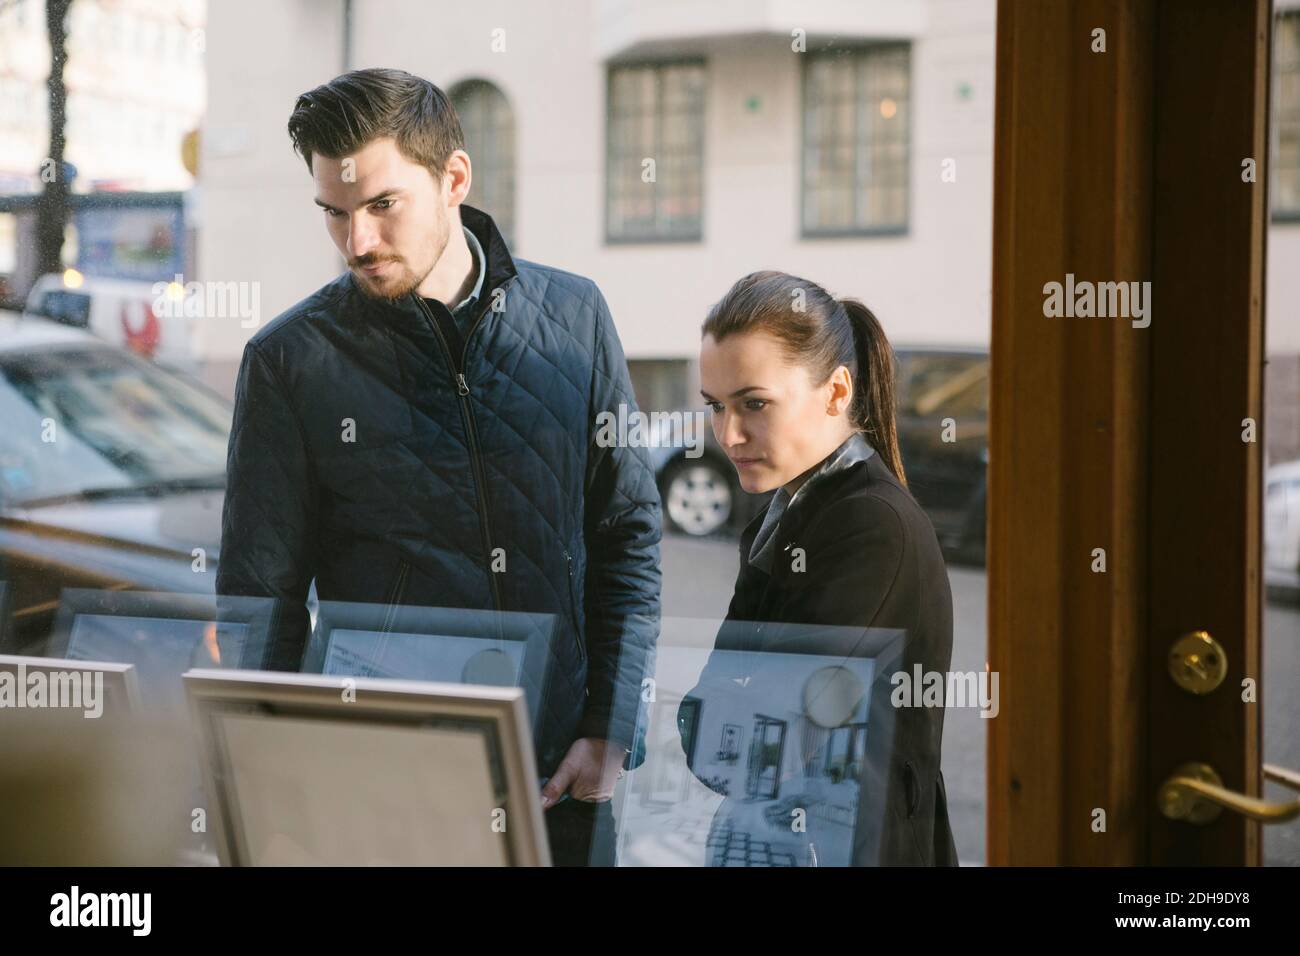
top-left (1265, 763), bottom-right (1300, 792)
top-left (1159, 762), bottom-right (1300, 824)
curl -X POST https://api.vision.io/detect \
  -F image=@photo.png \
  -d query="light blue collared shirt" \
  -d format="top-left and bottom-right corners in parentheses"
top-left (451, 225), bottom-right (486, 329)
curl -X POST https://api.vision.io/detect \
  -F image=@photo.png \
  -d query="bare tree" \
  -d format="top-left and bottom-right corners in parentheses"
top-left (35, 0), bottom-right (72, 278)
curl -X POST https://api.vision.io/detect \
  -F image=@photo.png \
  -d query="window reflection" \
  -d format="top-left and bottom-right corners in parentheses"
top-left (0, 347), bottom-right (230, 504)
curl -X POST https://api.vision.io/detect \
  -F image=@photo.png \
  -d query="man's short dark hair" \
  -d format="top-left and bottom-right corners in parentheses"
top-left (287, 68), bottom-right (465, 176)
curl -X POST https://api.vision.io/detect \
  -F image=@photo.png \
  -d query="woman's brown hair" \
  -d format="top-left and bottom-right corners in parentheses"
top-left (701, 270), bottom-right (906, 486)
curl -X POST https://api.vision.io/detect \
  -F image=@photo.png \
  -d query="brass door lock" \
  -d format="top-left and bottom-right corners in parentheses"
top-left (1167, 630), bottom-right (1227, 695)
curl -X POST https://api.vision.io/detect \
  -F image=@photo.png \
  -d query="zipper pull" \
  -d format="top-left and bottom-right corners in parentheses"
top-left (456, 373), bottom-right (470, 396)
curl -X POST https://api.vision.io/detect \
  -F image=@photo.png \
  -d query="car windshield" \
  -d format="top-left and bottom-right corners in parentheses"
top-left (897, 353), bottom-right (990, 419)
top-left (0, 346), bottom-right (231, 504)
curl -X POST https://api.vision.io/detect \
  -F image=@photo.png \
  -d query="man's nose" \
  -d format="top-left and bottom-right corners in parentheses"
top-left (347, 214), bottom-right (379, 259)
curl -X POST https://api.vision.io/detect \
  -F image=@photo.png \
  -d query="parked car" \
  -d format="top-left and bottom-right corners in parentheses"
top-left (651, 346), bottom-right (990, 565)
top-left (0, 314), bottom-right (230, 654)
top-left (1265, 459), bottom-right (1300, 602)
top-left (23, 270), bottom-right (202, 372)
top-left (894, 347), bottom-right (989, 565)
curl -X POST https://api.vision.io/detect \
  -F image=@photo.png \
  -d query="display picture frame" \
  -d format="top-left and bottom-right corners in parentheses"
top-left (616, 617), bottom-right (908, 867)
top-left (184, 668), bottom-right (552, 867)
top-left (301, 600), bottom-right (556, 739)
top-left (45, 588), bottom-right (275, 715)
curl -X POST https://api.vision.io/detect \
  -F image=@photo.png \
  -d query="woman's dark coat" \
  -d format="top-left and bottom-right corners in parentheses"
top-left (681, 434), bottom-right (959, 866)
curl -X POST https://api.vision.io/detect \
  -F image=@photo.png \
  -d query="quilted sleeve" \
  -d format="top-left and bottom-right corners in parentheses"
top-left (216, 340), bottom-right (317, 671)
top-left (575, 284), bottom-right (663, 767)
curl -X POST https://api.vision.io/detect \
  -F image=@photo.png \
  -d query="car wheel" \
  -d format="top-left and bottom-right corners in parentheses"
top-left (662, 458), bottom-right (734, 536)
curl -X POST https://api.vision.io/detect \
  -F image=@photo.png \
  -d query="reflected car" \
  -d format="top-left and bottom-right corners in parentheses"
top-left (0, 314), bottom-right (230, 654)
top-left (1265, 459), bottom-right (1300, 602)
top-left (23, 270), bottom-right (203, 373)
top-left (894, 347), bottom-right (989, 565)
top-left (650, 346), bottom-right (990, 565)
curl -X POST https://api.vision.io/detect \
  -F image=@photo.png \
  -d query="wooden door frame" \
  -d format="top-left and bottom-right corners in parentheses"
top-left (988, 0), bottom-right (1270, 865)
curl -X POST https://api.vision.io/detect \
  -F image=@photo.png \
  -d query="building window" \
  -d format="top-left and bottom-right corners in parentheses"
top-left (1274, 11), bottom-right (1300, 219)
top-left (801, 44), bottom-right (910, 236)
top-left (605, 60), bottom-right (705, 242)
top-left (450, 79), bottom-right (516, 247)
top-left (626, 358), bottom-right (690, 413)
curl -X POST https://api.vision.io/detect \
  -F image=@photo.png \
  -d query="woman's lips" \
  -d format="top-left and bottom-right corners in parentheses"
top-left (732, 457), bottom-right (763, 468)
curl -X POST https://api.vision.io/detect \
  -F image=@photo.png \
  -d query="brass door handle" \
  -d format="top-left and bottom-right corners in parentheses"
top-left (1159, 762), bottom-right (1300, 824)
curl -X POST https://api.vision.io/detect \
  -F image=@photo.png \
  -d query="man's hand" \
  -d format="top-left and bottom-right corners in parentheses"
top-left (540, 737), bottom-right (626, 809)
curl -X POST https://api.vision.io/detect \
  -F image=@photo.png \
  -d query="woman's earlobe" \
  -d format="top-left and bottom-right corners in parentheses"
top-left (830, 367), bottom-right (854, 415)
top-left (829, 385), bottom-right (853, 416)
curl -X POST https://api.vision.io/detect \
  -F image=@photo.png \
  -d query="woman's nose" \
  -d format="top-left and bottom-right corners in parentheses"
top-left (719, 410), bottom-right (746, 449)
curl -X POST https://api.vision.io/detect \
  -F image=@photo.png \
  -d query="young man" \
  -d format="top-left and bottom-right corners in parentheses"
top-left (216, 68), bottom-right (662, 866)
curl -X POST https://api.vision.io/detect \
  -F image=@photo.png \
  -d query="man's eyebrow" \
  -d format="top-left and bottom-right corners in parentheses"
top-left (313, 189), bottom-right (404, 211)
top-left (700, 386), bottom-right (766, 400)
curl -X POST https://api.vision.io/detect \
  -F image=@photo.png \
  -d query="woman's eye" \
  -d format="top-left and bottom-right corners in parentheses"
top-left (373, 199), bottom-right (394, 211)
top-left (744, 399), bottom-right (768, 411)
top-left (705, 401), bottom-right (722, 413)
top-left (323, 208), bottom-right (342, 218)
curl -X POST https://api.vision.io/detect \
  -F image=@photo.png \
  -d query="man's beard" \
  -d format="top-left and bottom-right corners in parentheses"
top-left (350, 221), bottom-right (450, 303)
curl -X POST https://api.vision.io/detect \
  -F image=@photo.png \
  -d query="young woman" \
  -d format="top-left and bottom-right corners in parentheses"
top-left (681, 270), bottom-right (958, 866)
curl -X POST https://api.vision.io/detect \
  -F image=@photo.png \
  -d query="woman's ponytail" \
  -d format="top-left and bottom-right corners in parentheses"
top-left (840, 298), bottom-right (907, 488)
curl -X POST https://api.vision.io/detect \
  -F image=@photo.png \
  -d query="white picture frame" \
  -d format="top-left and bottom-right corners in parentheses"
top-left (183, 669), bottom-right (551, 866)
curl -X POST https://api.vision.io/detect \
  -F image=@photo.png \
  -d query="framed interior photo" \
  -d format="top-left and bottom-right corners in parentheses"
top-left (47, 589), bottom-right (275, 715)
top-left (301, 600), bottom-right (556, 737)
top-left (617, 617), bottom-right (906, 867)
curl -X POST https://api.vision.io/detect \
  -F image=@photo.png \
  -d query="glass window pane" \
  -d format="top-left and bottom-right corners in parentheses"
top-left (803, 44), bottom-right (910, 234)
top-left (1273, 13), bottom-right (1300, 215)
top-left (451, 80), bottom-right (517, 246)
top-left (607, 61), bottom-right (705, 240)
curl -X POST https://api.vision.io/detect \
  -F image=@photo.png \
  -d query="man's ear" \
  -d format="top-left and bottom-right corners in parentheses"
top-left (442, 149), bottom-right (472, 205)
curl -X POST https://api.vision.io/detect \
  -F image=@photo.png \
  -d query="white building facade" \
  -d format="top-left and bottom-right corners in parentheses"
top-left (198, 0), bottom-right (1298, 458)
top-left (199, 0), bottom-right (995, 394)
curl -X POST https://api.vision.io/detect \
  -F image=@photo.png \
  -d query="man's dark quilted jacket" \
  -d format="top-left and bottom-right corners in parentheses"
top-left (216, 206), bottom-right (662, 778)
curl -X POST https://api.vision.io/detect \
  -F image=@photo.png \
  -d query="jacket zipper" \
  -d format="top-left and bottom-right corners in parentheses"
top-left (563, 549), bottom-right (586, 664)
top-left (411, 289), bottom-right (513, 613)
